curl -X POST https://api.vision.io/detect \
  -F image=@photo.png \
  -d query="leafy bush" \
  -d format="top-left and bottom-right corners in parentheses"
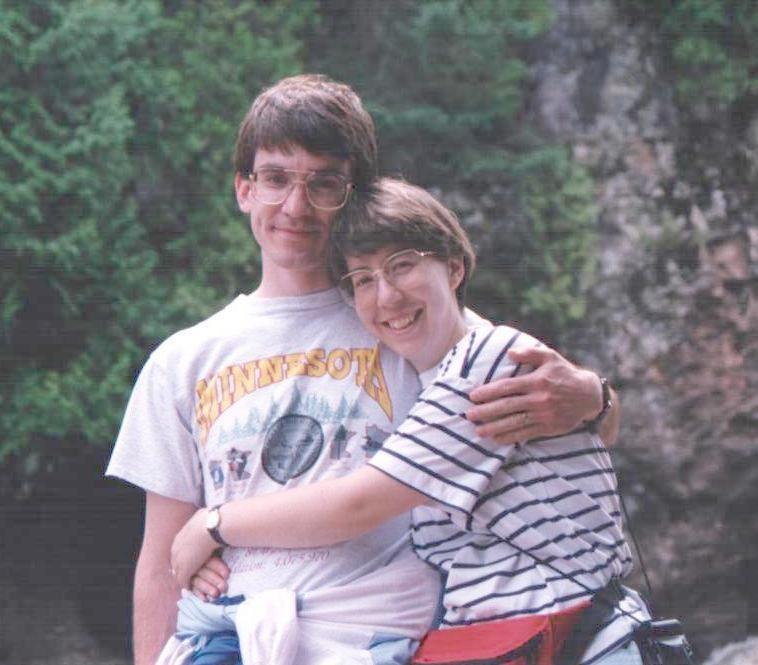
top-left (626, 0), bottom-right (758, 114)
top-left (309, 0), bottom-right (554, 183)
top-left (0, 0), bottom-right (315, 477)
top-left (468, 147), bottom-right (598, 337)
top-left (1, 0), bottom-right (601, 488)
top-left (309, 0), bottom-right (597, 337)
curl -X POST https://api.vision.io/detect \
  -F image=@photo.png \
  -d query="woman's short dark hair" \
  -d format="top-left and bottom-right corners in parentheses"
top-left (330, 178), bottom-right (476, 307)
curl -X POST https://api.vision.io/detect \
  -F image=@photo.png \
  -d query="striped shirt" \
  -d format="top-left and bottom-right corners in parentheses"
top-left (369, 325), bottom-right (649, 664)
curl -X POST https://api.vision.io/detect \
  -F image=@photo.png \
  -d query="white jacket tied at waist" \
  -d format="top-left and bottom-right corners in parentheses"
top-left (156, 550), bottom-right (441, 665)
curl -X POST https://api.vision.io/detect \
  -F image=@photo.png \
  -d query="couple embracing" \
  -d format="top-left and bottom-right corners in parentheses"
top-left (108, 74), bottom-right (647, 665)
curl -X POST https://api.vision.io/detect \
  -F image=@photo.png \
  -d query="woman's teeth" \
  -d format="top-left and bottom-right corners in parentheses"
top-left (385, 312), bottom-right (418, 330)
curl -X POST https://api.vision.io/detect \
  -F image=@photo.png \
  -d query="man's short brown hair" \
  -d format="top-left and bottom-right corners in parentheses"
top-left (233, 74), bottom-right (377, 189)
top-left (330, 178), bottom-right (477, 307)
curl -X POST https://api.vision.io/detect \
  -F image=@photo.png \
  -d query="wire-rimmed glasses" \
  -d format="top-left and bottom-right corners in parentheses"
top-left (338, 248), bottom-right (437, 306)
top-left (249, 168), bottom-right (353, 211)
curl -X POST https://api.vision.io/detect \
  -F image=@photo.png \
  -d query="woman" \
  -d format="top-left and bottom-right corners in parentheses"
top-left (171, 178), bottom-right (648, 664)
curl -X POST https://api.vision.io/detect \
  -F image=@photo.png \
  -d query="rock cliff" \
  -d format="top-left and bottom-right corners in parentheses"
top-left (508, 1), bottom-right (756, 657)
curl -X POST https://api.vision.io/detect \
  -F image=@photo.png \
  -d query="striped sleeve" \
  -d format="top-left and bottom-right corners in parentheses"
top-left (369, 327), bottom-right (540, 515)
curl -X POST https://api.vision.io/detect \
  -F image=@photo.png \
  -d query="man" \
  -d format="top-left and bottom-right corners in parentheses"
top-left (107, 74), bottom-right (617, 665)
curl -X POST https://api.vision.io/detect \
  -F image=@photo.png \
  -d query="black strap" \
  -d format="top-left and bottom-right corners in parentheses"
top-left (554, 579), bottom-right (624, 665)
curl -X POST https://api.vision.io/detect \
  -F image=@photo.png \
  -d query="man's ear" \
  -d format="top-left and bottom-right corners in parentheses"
top-left (448, 256), bottom-right (465, 291)
top-left (234, 172), bottom-right (253, 213)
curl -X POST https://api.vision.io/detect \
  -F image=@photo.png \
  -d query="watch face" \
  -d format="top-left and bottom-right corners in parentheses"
top-left (206, 508), bottom-right (220, 530)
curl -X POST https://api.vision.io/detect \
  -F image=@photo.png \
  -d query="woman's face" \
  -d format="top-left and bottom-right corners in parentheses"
top-left (344, 244), bottom-right (468, 372)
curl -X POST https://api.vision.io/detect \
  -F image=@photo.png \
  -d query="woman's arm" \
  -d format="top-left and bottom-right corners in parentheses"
top-left (170, 466), bottom-right (427, 588)
top-left (173, 330), bottom-right (609, 588)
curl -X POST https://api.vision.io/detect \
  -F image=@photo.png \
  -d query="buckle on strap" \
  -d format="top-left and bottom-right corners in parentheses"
top-left (554, 579), bottom-right (623, 665)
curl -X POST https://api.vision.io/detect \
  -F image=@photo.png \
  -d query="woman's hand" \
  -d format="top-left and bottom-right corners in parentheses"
top-left (188, 554), bottom-right (231, 601)
top-left (170, 507), bottom-right (220, 589)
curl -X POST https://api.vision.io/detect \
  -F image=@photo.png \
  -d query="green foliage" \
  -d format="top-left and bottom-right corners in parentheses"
top-left (0, 0), bottom-right (316, 473)
top-left (2, 0), bottom-right (601, 487)
top-left (519, 151), bottom-right (598, 326)
top-left (310, 0), bottom-right (554, 182)
top-left (627, 0), bottom-right (758, 113)
top-left (310, 0), bottom-right (596, 336)
top-left (470, 148), bottom-right (598, 334)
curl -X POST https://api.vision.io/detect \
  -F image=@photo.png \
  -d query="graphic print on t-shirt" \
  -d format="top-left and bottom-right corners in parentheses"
top-left (226, 447), bottom-right (252, 481)
top-left (209, 459), bottom-right (224, 489)
top-left (194, 344), bottom-right (393, 445)
top-left (262, 414), bottom-right (324, 484)
top-left (363, 424), bottom-right (391, 456)
top-left (200, 352), bottom-right (400, 502)
top-left (329, 424), bottom-right (355, 460)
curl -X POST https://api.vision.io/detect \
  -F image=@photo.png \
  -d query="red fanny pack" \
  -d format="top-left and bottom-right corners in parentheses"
top-left (411, 602), bottom-right (589, 665)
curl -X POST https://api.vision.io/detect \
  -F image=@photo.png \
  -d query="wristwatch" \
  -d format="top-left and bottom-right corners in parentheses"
top-left (585, 376), bottom-right (612, 432)
top-left (205, 505), bottom-right (229, 547)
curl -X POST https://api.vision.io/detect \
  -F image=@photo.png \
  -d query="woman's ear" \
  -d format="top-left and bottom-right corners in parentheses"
top-left (448, 256), bottom-right (465, 292)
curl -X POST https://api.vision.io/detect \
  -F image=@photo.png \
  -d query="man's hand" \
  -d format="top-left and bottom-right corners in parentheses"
top-left (466, 345), bottom-right (614, 445)
top-left (170, 507), bottom-right (221, 590)
top-left (189, 554), bottom-right (230, 601)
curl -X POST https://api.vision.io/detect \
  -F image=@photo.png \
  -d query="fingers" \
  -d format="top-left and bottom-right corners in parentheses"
top-left (203, 554), bottom-right (231, 579)
top-left (190, 573), bottom-right (222, 601)
top-left (507, 345), bottom-right (557, 366)
top-left (467, 394), bottom-right (530, 423)
top-left (189, 556), bottom-right (229, 600)
top-left (480, 423), bottom-right (541, 445)
top-left (473, 410), bottom-right (540, 444)
top-left (195, 563), bottom-right (229, 592)
top-left (468, 374), bottom-right (535, 404)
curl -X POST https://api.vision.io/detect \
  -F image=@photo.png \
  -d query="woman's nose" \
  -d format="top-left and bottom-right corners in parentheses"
top-left (375, 273), bottom-right (403, 304)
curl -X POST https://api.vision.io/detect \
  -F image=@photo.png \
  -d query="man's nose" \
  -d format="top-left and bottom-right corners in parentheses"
top-left (281, 181), bottom-right (312, 216)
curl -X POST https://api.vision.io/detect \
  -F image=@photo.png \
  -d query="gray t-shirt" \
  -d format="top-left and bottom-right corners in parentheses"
top-left (107, 288), bottom-right (426, 596)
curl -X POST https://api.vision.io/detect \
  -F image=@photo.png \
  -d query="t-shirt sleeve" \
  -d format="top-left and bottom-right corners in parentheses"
top-left (106, 355), bottom-right (203, 505)
top-left (370, 327), bottom-right (540, 517)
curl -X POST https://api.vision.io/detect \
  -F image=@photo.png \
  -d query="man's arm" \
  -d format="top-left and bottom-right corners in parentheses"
top-left (133, 492), bottom-right (196, 665)
top-left (170, 466), bottom-right (425, 589)
top-left (466, 345), bottom-right (620, 446)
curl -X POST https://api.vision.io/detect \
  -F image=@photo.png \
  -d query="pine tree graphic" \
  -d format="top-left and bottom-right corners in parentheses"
top-left (330, 424), bottom-right (355, 459)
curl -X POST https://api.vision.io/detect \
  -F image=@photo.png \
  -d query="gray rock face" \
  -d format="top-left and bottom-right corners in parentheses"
top-left (704, 637), bottom-right (758, 665)
top-left (522, 0), bottom-right (757, 659)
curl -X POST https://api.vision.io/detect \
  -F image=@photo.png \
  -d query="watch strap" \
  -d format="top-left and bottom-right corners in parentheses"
top-left (585, 376), bottom-right (612, 433)
top-left (207, 505), bottom-right (229, 547)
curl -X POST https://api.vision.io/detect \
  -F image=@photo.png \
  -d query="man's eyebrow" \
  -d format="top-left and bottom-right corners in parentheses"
top-left (252, 163), bottom-right (287, 171)
top-left (253, 163), bottom-right (348, 176)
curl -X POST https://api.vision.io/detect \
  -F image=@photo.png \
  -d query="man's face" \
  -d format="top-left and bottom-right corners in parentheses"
top-left (235, 145), bottom-right (351, 287)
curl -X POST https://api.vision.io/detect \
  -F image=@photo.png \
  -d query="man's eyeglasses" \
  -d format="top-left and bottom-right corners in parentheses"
top-left (249, 168), bottom-right (353, 211)
top-left (338, 249), bottom-right (437, 306)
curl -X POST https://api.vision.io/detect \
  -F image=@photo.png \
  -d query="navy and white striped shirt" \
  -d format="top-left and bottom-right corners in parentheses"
top-left (369, 325), bottom-right (648, 664)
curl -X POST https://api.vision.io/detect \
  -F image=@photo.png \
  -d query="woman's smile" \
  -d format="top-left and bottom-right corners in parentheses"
top-left (381, 309), bottom-right (422, 331)
top-left (346, 245), bottom-right (467, 372)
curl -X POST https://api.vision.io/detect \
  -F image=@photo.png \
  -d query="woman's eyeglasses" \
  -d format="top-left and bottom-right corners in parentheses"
top-left (339, 249), bottom-right (437, 306)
